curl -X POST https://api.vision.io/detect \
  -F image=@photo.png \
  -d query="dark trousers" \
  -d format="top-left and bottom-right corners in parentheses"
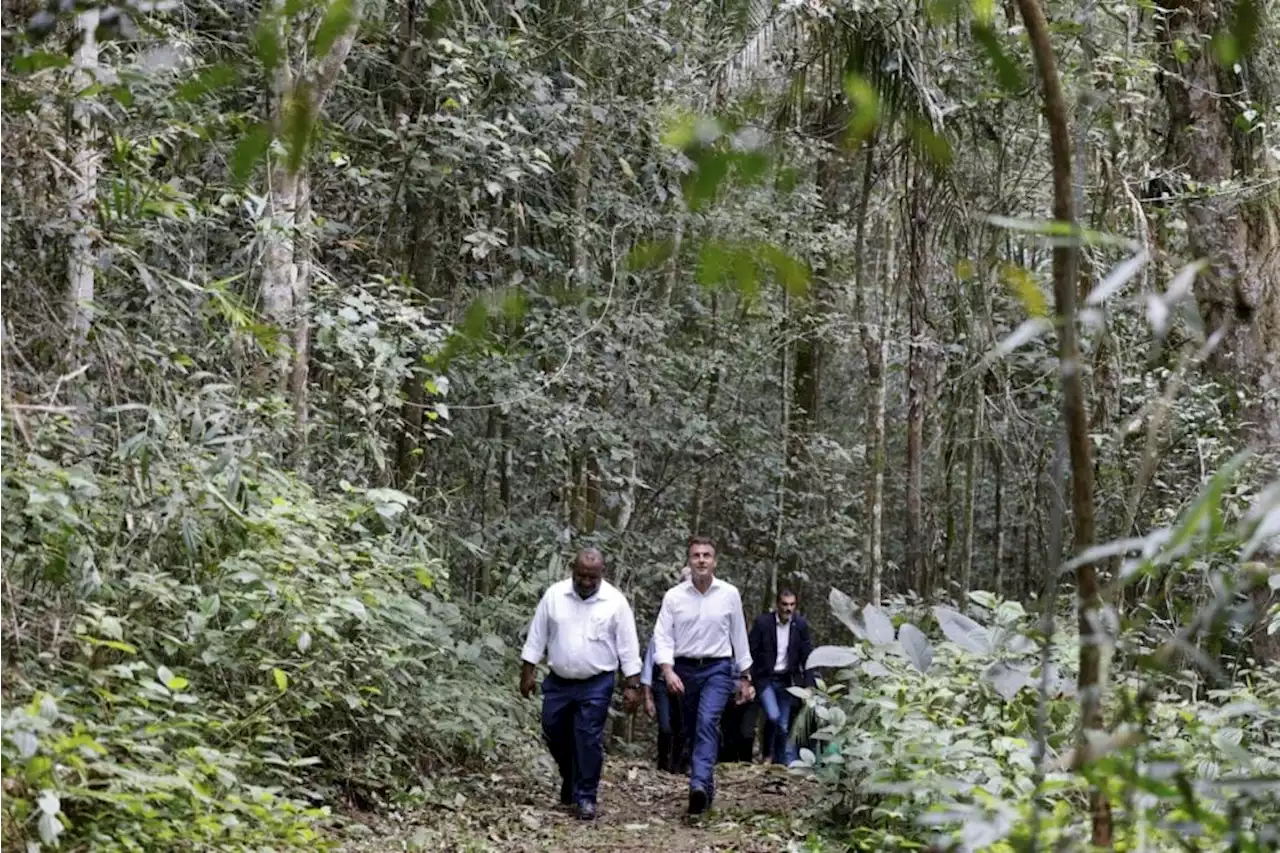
top-left (652, 676), bottom-right (687, 772)
top-left (718, 697), bottom-right (758, 763)
top-left (541, 671), bottom-right (614, 806)
top-left (674, 658), bottom-right (734, 801)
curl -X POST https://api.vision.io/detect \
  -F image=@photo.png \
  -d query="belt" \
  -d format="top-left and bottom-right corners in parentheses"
top-left (549, 670), bottom-right (614, 683)
top-left (674, 656), bottom-right (730, 668)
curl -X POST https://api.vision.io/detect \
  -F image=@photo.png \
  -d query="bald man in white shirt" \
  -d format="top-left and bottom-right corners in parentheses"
top-left (653, 536), bottom-right (754, 816)
top-left (519, 548), bottom-right (642, 821)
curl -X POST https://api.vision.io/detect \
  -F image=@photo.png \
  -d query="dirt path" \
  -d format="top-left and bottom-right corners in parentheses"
top-left (340, 761), bottom-right (820, 852)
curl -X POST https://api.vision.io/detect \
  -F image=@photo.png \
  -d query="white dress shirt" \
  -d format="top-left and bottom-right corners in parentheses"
top-left (774, 617), bottom-right (790, 673)
top-left (652, 577), bottom-right (753, 675)
top-left (520, 579), bottom-right (642, 680)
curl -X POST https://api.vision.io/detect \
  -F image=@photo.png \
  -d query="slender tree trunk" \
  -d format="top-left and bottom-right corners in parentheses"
top-left (863, 234), bottom-right (891, 606)
top-left (661, 202), bottom-right (685, 307)
top-left (688, 295), bottom-right (720, 535)
top-left (289, 172), bottom-right (313, 465)
top-left (959, 388), bottom-right (982, 609)
top-left (615, 455), bottom-right (638, 532)
top-left (993, 444), bottom-right (1005, 598)
top-left (572, 123), bottom-right (592, 287)
top-left (771, 288), bottom-right (793, 603)
top-left (1016, 0), bottom-right (1109, 843)
top-left (852, 138), bottom-right (888, 605)
top-left (259, 1), bottom-right (361, 417)
top-left (905, 154), bottom-right (928, 597)
top-left (261, 3), bottom-right (298, 352)
top-left (66, 8), bottom-right (101, 426)
top-left (940, 406), bottom-right (958, 598)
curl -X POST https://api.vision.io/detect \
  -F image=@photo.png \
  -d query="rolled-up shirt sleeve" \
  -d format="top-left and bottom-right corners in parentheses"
top-left (653, 592), bottom-right (676, 667)
top-left (520, 591), bottom-right (550, 666)
top-left (729, 588), bottom-right (753, 675)
top-left (615, 596), bottom-right (642, 678)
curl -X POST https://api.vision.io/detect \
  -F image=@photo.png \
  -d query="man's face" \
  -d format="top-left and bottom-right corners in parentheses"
top-left (687, 543), bottom-right (717, 583)
top-left (572, 559), bottom-right (603, 599)
top-left (777, 594), bottom-right (797, 623)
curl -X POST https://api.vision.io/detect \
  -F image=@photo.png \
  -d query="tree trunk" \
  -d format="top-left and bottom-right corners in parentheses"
top-left (1016, 0), bottom-right (1110, 843)
top-left (993, 444), bottom-right (1005, 598)
top-left (959, 388), bottom-right (983, 609)
top-left (261, 2), bottom-right (298, 353)
top-left (862, 233), bottom-right (891, 606)
top-left (771, 288), bottom-right (792, 603)
top-left (851, 138), bottom-right (887, 605)
top-left (688, 295), bottom-right (720, 535)
top-left (940, 405), bottom-right (958, 598)
top-left (904, 154), bottom-right (929, 597)
top-left (259, 1), bottom-right (361, 415)
top-left (1158, 0), bottom-right (1280, 448)
top-left (289, 172), bottom-right (313, 465)
top-left (66, 8), bottom-right (101, 425)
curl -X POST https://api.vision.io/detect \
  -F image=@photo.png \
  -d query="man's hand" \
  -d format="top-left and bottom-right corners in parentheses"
top-left (662, 665), bottom-right (685, 696)
top-left (735, 677), bottom-right (755, 705)
top-left (622, 684), bottom-right (641, 713)
top-left (643, 687), bottom-right (656, 718)
top-left (519, 664), bottom-right (537, 699)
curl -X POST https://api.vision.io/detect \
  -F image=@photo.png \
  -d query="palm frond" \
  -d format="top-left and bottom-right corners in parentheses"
top-left (713, 0), bottom-right (822, 103)
top-left (714, 0), bottom-right (955, 136)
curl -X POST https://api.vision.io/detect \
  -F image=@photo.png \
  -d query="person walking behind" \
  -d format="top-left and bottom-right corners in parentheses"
top-left (641, 566), bottom-right (692, 773)
top-left (748, 588), bottom-right (814, 766)
top-left (519, 548), bottom-right (642, 820)
top-left (653, 536), bottom-right (754, 816)
top-left (641, 634), bottom-right (685, 772)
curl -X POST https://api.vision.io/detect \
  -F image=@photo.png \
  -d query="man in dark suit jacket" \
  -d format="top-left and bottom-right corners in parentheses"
top-left (748, 589), bottom-right (813, 765)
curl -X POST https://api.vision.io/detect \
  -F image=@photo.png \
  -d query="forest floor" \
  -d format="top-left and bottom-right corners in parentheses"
top-left (338, 759), bottom-right (825, 852)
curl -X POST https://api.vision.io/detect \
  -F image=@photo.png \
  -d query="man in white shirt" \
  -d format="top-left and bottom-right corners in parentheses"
top-left (653, 536), bottom-right (754, 816)
top-left (520, 548), bottom-right (642, 820)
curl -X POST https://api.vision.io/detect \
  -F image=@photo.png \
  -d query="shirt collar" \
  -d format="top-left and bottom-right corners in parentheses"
top-left (682, 577), bottom-right (721, 595)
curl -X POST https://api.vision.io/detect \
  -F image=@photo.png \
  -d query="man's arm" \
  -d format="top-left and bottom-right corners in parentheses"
top-left (653, 592), bottom-right (676, 667)
top-left (653, 593), bottom-right (685, 694)
top-left (796, 617), bottom-right (816, 686)
top-left (728, 588), bottom-right (753, 677)
top-left (747, 613), bottom-right (764, 678)
top-left (616, 597), bottom-right (642, 685)
top-left (518, 593), bottom-right (550, 697)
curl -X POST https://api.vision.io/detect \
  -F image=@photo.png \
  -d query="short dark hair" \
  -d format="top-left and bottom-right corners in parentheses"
top-left (778, 588), bottom-right (797, 601)
top-left (575, 547), bottom-right (605, 569)
top-left (686, 535), bottom-right (716, 554)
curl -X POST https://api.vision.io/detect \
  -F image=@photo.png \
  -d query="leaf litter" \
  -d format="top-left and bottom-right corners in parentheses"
top-left (338, 760), bottom-right (814, 852)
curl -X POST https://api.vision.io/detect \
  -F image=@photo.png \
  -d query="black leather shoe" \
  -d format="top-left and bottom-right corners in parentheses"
top-left (688, 787), bottom-right (708, 816)
top-left (576, 802), bottom-right (597, 821)
top-left (559, 779), bottom-right (572, 807)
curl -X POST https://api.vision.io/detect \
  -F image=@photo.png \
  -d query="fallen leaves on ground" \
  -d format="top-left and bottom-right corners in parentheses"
top-left (338, 761), bottom-right (818, 852)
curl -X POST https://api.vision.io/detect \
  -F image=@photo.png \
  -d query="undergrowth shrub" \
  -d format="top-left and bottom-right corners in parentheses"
top-left (798, 599), bottom-right (1279, 851)
top-left (2, 424), bottom-right (533, 851)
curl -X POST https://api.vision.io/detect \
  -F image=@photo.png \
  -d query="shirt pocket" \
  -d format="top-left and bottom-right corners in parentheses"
top-left (586, 614), bottom-right (612, 642)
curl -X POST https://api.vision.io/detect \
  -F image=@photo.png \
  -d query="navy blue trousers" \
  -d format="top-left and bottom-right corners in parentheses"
top-left (674, 658), bottom-right (735, 801)
top-left (541, 671), bottom-right (614, 806)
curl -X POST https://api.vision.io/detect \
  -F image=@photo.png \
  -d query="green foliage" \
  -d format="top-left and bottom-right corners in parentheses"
top-left (797, 590), bottom-right (1280, 851)
top-left (2, 424), bottom-right (530, 850)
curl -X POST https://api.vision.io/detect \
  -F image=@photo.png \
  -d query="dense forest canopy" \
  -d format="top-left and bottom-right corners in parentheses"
top-left (2, 0), bottom-right (1278, 849)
